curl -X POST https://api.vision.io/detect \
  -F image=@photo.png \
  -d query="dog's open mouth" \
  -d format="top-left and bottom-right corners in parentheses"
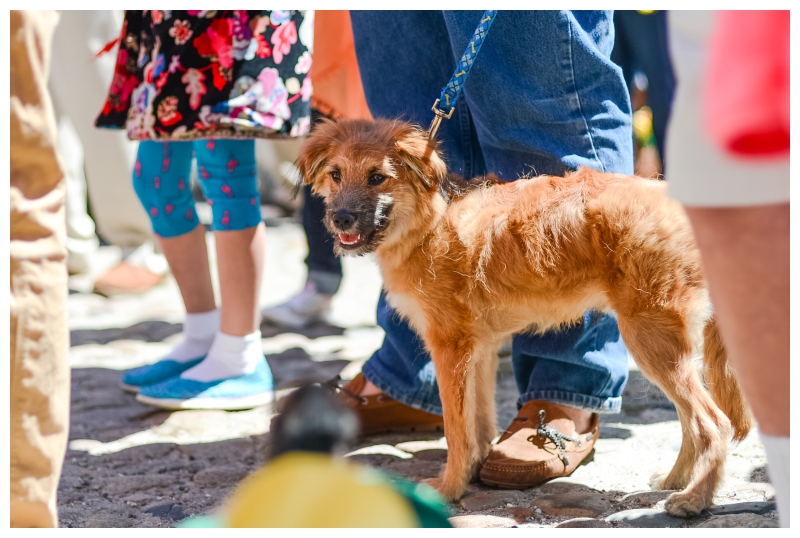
top-left (338, 232), bottom-right (366, 249)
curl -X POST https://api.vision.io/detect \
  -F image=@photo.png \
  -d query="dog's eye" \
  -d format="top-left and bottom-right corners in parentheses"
top-left (368, 173), bottom-right (386, 186)
top-left (330, 170), bottom-right (341, 183)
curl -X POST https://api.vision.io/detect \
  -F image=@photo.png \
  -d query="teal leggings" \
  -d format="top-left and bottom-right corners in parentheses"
top-left (133, 139), bottom-right (261, 237)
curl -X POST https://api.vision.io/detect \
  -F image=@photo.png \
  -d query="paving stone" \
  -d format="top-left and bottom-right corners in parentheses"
top-left (460, 490), bottom-right (525, 511)
top-left (538, 481), bottom-right (593, 494)
top-left (619, 490), bottom-right (675, 507)
top-left (695, 513), bottom-right (778, 528)
top-left (497, 507), bottom-right (534, 523)
top-left (192, 465), bottom-right (250, 487)
top-left (605, 508), bottom-right (683, 528)
top-left (449, 514), bottom-right (516, 528)
top-left (144, 502), bottom-right (188, 521)
top-left (531, 491), bottom-right (613, 518)
top-left (735, 482), bottom-right (775, 501)
top-left (103, 475), bottom-right (174, 496)
top-left (708, 501), bottom-right (776, 516)
top-left (556, 517), bottom-right (613, 528)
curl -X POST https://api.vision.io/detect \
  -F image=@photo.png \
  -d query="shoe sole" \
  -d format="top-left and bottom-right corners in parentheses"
top-left (119, 382), bottom-right (141, 394)
top-left (135, 391), bottom-right (274, 411)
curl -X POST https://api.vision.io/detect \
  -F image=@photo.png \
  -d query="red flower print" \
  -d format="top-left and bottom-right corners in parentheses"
top-left (155, 71), bottom-right (169, 91)
top-left (221, 184), bottom-right (233, 198)
top-left (194, 18), bottom-right (233, 68)
top-left (169, 20), bottom-right (193, 45)
top-left (150, 207), bottom-right (158, 217)
top-left (152, 10), bottom-right (163, 25)
top-left (250, 197), bottom-right (256, 206)
top-left (227, 158), bottom-right (238, 173)
top-left (157, 96), bottom-right (183, 126)
top-left (162, 158), bottom-right (170, 172)
top-left (200, 165), bottom-right (210, 179)
top-left (270, 20), bottom-right (297, 64)
top-left (221, 210), bottom-right (231, 229)
top-left (178, 177), bottom-right (185, 190)
top-left (255, 34), bottom-right (271, 59)
top-left (206, 140), bottom-right (215, 152)
top-left (185, 209), bottom-right (193, 220)
top-left (210, 63), bottom-right (227, 91)
top-left (154, 177), bottom-right (160, 189)
top-left (135, 160), bottom-right (141, 177)
top-left (165, 204), bottom-right (174, 215)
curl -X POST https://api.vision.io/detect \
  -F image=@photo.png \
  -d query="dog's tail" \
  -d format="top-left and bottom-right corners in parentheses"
top-left (702, 317), bottom-right (753, 442)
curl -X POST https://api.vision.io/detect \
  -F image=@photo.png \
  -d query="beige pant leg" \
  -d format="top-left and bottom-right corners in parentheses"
top-left (49, 10), bottom-right (152, 248)
top-left (10, 9), bottom-right (70, 528)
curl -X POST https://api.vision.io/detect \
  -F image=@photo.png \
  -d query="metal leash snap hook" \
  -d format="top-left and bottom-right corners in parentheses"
top-left (427, 99), bottom-right (455, 143)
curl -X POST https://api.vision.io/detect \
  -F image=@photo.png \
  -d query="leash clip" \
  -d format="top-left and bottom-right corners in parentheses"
top-left (428, 99), bottom-right (455, 143)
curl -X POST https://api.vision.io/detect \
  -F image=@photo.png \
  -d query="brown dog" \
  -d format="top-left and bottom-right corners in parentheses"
top-left (298, 118), bottom-right (752, 517)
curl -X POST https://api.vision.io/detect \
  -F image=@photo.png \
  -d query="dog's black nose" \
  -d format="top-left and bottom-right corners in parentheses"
top-left (332, 210), bottom-right (356, 230)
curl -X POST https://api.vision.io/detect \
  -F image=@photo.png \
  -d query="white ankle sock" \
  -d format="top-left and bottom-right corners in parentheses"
top-left (165, 309), bottom-right (220, 362)
top-left (180, 330), bottom-right (264, 382)
top-left (760, 432), bottom-right (790, 528)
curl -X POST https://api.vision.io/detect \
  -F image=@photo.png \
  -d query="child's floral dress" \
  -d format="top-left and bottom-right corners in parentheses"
top-left (96, 10), bottom-right (313, 140)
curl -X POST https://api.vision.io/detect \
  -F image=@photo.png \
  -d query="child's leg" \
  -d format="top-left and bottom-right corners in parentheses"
top-left (130, 141), bottom-right (219, 364)
top-left (180, 139), bottom-right (270, 383)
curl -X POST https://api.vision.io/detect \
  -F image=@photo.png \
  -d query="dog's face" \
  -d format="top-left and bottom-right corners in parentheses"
top-left (297, 119), bottom-right (447, 256)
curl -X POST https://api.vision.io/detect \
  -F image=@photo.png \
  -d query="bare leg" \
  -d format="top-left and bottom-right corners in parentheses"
top-left (684, 204), bottom-right (789, 437)
top-left (215, 223), bottom-right (267, 336)
top-left (157, 224), bottom-right (216, 313)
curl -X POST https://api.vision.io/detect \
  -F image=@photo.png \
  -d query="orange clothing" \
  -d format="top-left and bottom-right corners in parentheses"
top-left (311, 11), bottom-right (372, 120)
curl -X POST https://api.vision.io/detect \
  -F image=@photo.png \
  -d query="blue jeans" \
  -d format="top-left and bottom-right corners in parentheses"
top-left (350, 10), bottom-right (633, 415)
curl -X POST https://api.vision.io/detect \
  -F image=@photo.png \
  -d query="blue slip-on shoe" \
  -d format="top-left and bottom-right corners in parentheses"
top-left (120, 357), bottom-right (205, 393)
top-left (135, 357), bottom-right (274, 411)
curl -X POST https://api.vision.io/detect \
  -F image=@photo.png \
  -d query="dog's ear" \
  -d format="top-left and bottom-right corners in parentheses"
top-left (394, 125), bottom-right (448, 189)
top-left (296, 119), bottom-right (338, 194)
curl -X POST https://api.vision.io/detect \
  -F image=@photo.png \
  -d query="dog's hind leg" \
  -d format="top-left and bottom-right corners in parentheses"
top-left (616, 311), bottom-right (731, 517)
top-left (423, 334), bottom-right (479, 501)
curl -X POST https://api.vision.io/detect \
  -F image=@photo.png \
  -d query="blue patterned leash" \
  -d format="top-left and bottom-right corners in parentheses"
top-left (428, 10), bottom-right (498, 144)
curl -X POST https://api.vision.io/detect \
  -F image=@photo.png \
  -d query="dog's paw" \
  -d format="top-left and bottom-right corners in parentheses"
top-left (664, 490), bottom-right (709, 518)
top-left (422, 476), bottom-right (465, 502)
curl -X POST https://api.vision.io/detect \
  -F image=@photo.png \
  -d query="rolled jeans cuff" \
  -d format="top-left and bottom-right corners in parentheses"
top-left (518, 390), bottom-right (622, 414)
top-left (360, 358), bottom-right (443, 416)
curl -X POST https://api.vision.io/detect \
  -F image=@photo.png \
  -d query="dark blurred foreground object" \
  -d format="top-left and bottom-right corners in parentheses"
top-left (180, 384), bottom-right (452, 527)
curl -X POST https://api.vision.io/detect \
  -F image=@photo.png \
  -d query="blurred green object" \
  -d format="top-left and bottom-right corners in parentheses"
top-left (176, 452), bottom-right (452, 528)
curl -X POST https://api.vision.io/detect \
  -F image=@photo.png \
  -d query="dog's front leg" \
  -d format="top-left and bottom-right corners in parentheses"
top-left (423, 334), bottom-right (478, 501)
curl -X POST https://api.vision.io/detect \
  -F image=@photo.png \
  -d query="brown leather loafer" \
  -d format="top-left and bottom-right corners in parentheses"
top-left (329, 374), bottom-right (444, 436)
top-left (479, 400), bottom-right (599, 489)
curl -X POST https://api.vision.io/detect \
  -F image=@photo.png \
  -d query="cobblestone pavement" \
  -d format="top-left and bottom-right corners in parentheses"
top-left (60, 219), bottom-right (777, 528)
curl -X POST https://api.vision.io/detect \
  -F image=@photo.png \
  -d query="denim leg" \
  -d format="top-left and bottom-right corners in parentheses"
top-left (512, 313), bottom-right (629, 413)
top-left (360, 292), bottom-right (443, 414)
top-left (611, 10), bottom-right (675, 170)
top-left (351, 10), bottom-right (632, 414)
top-left (302, 183), bottom-right (342, 295)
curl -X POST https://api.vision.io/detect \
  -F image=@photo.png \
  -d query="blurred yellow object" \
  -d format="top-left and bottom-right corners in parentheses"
top-left (633, 106), bottom-right (655, 145)
top-left (637, 10), bottom-right (656, 15)
top-left (223, 452), bottom-right (419, 527)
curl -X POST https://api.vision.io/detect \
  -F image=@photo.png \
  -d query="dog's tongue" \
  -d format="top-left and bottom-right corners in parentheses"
top-left (339, 233), bottom-right (360, 245)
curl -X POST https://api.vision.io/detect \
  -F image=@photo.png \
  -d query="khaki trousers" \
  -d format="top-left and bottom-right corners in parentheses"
top-left (10, 10), bottom-right (70, 528)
